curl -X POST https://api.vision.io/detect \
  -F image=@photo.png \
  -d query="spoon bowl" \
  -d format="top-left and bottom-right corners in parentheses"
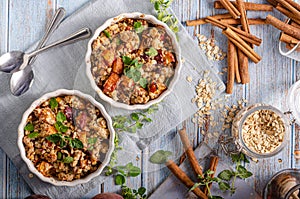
top-left (10, 66), bottom-right (34, 96)
top-left (0, 51), bottom-right (24, 73)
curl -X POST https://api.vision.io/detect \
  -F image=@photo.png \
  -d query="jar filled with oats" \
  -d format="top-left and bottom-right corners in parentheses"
top-left (231, 104), bottom-right (291, 158)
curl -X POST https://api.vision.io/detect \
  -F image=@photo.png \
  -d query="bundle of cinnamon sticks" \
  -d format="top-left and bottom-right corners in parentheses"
top-left (266, 0), bottom-right (300, 52)
top-left (165, 128), bottom-right (219, 199)
top-left (186, 0), bottom-right (272, 94)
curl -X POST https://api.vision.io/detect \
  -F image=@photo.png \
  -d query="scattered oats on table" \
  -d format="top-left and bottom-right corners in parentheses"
top-left (186, 76), bottom-right (193, 82)
top-left (196, 34), bottom-right (226, 61)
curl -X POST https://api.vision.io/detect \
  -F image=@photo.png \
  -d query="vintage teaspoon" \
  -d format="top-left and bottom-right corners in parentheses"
top-left (10, 7), bottom-right (66, 96)
top-left (0, 27), bottom-right (91, 73)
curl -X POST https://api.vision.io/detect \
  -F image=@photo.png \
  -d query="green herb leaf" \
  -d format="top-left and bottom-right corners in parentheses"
top-left (138, 187), bottom-right (146, 196)
top-left (145, 47), bottom-right (158, 57)
top-left (190, 182), bottom-right (201, 191)
top-left (70, 138), bottom-right (84, 149)
top-left (62, 156), bottom-right (74, 164)
top-left (57, 152), bottom-right (62, 160)
top-left (122, 56), bottom-right (132, 65)
top-left (218, 170), bottom-right (233, 181)
top-left (56, 112), bottom-right (66, 123)
top-left (24, 123), bottom-right (34, 132)
top-left (142, 117), bottom-right (152, 122)
top-left (134, 21), bottom-right (144, 33)
top-left (28, 132), bottom-right (39, 139)
top-left (139, 78), bottom-right (148, 88)
top-left (103, 30), bottom-right (111, 39)
top-left (88, 137), bottom-right (97, 145)
top-left (115, 174), bottom-right (126, 185)
top-left (55, 121), bottom-right (68, 133)
top-left (218, 181), bottom-right (231, 191)
top-left (237, 165), bottom-right (253, 179)
top-left (136, 122), bottom-right (143, 129)
top-left (46, 133), bottom-right (63, 144)
top-left (128, 165), bottom-right (141, 177)
top-left (149, 150), bottom-right (172, 164)
top-left (131, 113), bottom-right (139, 121)
top-left (154, 1), bottom-right (160, 10)
top-left (50, 98), bottom-right (58, 110)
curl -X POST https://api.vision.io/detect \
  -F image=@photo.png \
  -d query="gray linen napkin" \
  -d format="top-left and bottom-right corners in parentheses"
top-left (0, 0), bottom-right (224, 198)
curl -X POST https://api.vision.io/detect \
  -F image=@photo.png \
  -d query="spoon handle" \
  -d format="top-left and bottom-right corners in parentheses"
top-left (29, 7), bottom-right (66, 65)
top-left (27, 28), bottom-right (91, 58)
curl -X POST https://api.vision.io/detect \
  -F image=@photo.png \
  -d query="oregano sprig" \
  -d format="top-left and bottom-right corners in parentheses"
top-left (150, 0), bottom-right (179, 33)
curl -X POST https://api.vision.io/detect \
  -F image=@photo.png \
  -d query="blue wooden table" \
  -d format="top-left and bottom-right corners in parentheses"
top-left (0, 0), bottom-right (299, 198)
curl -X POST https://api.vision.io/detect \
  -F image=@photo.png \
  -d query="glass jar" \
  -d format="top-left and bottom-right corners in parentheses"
top-left (231, 103), bottom-right (291, 159)
top-left (219, 80), bottom-right (300, 158)
top-left (264, 168), bottom-right (300, 199)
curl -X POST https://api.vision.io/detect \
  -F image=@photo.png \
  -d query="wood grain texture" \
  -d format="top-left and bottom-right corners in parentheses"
top-left (0, 0), bottom-right (298, 198)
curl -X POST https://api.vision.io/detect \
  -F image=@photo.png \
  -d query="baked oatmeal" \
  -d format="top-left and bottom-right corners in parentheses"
top-left (22, 95), bottom-right (110, 181)
top-left (90, 18), bottom-right (177, 105)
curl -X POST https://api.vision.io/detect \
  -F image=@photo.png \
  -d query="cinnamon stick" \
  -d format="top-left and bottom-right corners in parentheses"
top-left (285, 0), bottom-right (300, 12)
top-left (291, 21), bottom-right (300, 29)
top-left (165, 160), bottom-right (208, 199)
top-left (234, 46), bottom-right (241, 83)
top-left (237, 51), bottom-right (250, 84)
top-left (280, 32), bottom-right (300, 46)
top-left (220, 0), bottom-right (241, 19)
top-left (186, 13), bottom-right (232, 26)
top-left (236, 0), bottom-right (250, 33)
top-left (203, 156), bottom-right (220, 195)
top-left (223, 27), bottom-right (262, 63)
top-left (276, 0), bottom-right (300, 20)
top-left (266, 14), bottom-right (300, 40)
top-left (179, 128), bottom-right (203, 177)
top-left (219, 18), bottom-right (267, 25)
top-left (205, 17), bottom-right (262, 46)
top-left (226, 40), bottom-right (235, 94)
top-left (276, 5), bottom-right (300, 25)
top-left (214, 1), bottom-right (273, 11)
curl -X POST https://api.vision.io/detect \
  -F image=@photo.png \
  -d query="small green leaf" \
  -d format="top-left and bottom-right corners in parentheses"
top-left (134, 21), bottom-right (144, 33)
top-left (70, 138), bottom-right (84, 149)
top-left (128, 165), bottom-right (141, 177)
top-left (128, 126), bottom-right (137, 133)
top-left (122, 56), bottom-right (132, 65)
top-left (139, 78), bottom-right (148, 88)
top-left (218, 170), bottom-right (233, 181)
top-left (149, 150), bottom-right (172, 164)
top-left (57, 152), bottom-right (62, 160)
top-left (143, 117), bottom-right (152, 122)
top-left (206, 169), bottom-right (215, 175)
top-left (28, 132), bottom-right (39, 139)
top-left (103, 30), bottom-right (111, 39)
top-left (154, 1), bottom-right (160, 10)
top-left (115, 174), bottom-right (126, 185)
top-left (237, 165), bottom-right (253, 179)
top-left (138, 187), bottom-right (146, 196)
top-left (145, 47), bottom-right (158, 57)
top-left (60, 139), bottom-right (67, 148)
top-left (50, 98), bottom-right (58, 110)
top-left (131, 113), bottom-right (139, 121)
top-left (46, 133), bottom-right (62, 144)
top-left (190, 183), bottom-right (200, 191)
top-left (62, 156), bottom-right (74, 164)
top-left (88, 137), bottom-right (97, 145)
top-left (136, 122), bottom-right (143, 129)
top-left (24, 123), bottom-right (34, 132)
top-left (218, 181), bottom-right (231, 191)
top-left (56, 112), bottom-right (66, 123)
top-left (55, 121), bottom-right (68, 133)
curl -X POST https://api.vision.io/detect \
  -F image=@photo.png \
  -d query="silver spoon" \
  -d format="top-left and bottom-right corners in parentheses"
top-left (10, 7), bottom-right (66, 96)
top-left (0, 27), bottom-right (91, 73)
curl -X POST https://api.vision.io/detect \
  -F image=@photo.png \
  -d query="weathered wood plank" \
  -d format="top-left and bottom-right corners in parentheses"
top-left (3, 0), bottom-right (55, 198)
top-left (245, 0), bottom-right (293, 195)
top-left (0, 0), bottom-right (8, 197)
